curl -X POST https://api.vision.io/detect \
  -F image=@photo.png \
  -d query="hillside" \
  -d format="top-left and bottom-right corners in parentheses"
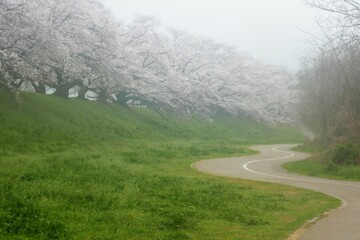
top-left (0, 91), bottom-right (303, 155)
top-left (0, 91), bottom-right (340, 240)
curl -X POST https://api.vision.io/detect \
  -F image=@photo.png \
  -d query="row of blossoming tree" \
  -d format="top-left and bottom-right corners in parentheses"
top-left (0, 0), bottom-right (297, 123)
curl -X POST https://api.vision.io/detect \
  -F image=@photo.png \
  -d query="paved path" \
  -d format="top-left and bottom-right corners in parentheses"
top-left (193, 144), bottom-right (360, 240)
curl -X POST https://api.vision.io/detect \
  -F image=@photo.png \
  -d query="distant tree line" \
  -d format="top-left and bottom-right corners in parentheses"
top-left (0, 0), bottom-right (297, 123)
top-left (299, 0), bottom-right (360, 164)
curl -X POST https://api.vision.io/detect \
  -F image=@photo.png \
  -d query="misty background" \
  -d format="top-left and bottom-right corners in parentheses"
top-left (103, 0), bottom-right (325, 71)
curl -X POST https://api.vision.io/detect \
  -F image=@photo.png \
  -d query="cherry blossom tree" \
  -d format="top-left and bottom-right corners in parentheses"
top-left (0, 0), bottom-right (44, 94)
top-left (0, 0), bottom-right (298, 124)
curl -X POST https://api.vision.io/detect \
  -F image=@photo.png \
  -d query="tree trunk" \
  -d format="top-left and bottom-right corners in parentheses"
top-left (53, 80), bottom-right (83, 99)
top-left (31, 82), bottom-right (46, 94)
top-left (53, 84), bottom-right (70, 98)
top-left (77, 88), bottom-right (88, 100)
top-left (97, 90), bottom-right (110, 103)
top-left (115, 91), bottom-right (129, 108)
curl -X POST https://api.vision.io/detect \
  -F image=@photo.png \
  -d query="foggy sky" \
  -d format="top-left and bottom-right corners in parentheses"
top-left (103, 0), bottom-right (326, 71)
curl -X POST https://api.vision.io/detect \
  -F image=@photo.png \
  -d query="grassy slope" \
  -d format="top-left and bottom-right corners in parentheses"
top-left (284, 145), bottom-right (360, 181)
top-left (0, 91), bottom-right (339, 240)
top-left (0, 92), bottom-right (303, 154)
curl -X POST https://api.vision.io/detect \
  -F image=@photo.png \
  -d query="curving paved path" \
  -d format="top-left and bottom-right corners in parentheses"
top-left (193, 144), bottom-right (360, 240)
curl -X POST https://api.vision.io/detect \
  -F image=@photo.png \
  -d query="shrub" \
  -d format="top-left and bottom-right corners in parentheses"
top-left (330, 143), bottom-right (360, 165)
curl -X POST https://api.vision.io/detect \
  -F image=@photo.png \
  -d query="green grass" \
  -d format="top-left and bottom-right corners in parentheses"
top-left (0, 91), bottom-right (339, 239)
top-left (284, 146), bottom-right (360, 181)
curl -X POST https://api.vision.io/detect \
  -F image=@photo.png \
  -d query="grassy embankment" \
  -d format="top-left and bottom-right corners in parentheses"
top-left (284, 145), bottom-right (360, 181)
top-left (0, 91), bottom-right (339, 240)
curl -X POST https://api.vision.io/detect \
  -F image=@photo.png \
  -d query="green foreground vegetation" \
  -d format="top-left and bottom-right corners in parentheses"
top-left (284, 145), bottom-right (360, 181)
top-left (0, 91), bottom-right (339, 239)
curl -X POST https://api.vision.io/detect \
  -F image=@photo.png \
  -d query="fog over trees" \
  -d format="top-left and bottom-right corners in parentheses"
top-left (0, 0), bottom-right (298, 124)
top-left (299, 0), bottom-right (360, 163)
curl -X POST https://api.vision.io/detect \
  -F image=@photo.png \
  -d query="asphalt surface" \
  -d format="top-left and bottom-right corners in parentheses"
top-left (193, 144), bottom-right (360, 240)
